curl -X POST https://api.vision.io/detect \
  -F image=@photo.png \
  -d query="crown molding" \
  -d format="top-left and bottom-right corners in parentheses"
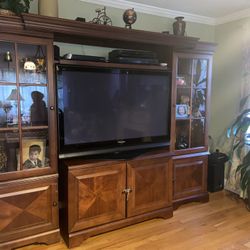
top-left (81, 0), bottom-right (250, 26)
top-left (80, 0), bottom-right (216, 25)
top-left (215, 8), bottom-right (250, 25)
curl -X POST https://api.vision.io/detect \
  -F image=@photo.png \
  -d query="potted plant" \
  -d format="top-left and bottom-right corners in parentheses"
top-left (236, 151), bottom-right (250, 210)
top-left (0, 0), bottom-right (33, 15)
top-left (227, 108), bottom-right (250, 210)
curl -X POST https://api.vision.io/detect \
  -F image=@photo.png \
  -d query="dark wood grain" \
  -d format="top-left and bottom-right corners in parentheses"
top-left (60, 155), bottom-right (173, 248)
top-left (0, 175), bottom-right (59, 249)
top-left (127, 157), bottom-right (172, 217)
top-left (173, 153), bottom-right (208, 207)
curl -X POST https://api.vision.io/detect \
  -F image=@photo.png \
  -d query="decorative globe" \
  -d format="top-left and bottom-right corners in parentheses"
top-left (123, 8), bottom-right (137, 29)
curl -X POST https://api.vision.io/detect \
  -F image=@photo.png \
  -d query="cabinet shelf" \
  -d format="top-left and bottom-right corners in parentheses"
top-left (193, 86), bottom-right (206, 90)
top-left (177, 86), bottom-right (191, 89)
top-left (20, 83), bottom-right (48, 87)
top-left (0, 127), bottom-right (19, 132)
top-left (58, 59), bottom-right (171, 72)
top-left (22, 125), bottom-right (48, 130)
top-left (176, 118), bottom-right (190, 121)
top-left (0, 81), bottom-right (16, 85)
top-left (191, 117), bottom-right (205, 120)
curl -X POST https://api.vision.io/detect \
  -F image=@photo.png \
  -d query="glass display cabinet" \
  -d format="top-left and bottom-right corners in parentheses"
top-left (0, 36), bottom-right (55, 178)
top-left (0, 33), bottom-right (59, 249)
top-left (172, 51), bottom-right (213, 208)
top-left (174, 54), bottom-right (211, 152)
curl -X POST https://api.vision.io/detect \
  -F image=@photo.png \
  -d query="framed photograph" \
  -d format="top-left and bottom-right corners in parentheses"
top-left (22, 138), bottom-right (46, 169)
top-left (176, 104), bottom-right (189, 118)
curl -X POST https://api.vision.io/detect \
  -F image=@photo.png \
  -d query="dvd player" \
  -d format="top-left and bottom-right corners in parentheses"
top-left (109, 57), bottom-right (159, 65)
top-left (108, 49), bottom-right (159, 65)
top-left (63, 53), bottom-right (106, 62)
top-left (109, 49), bottom-right (157, 59)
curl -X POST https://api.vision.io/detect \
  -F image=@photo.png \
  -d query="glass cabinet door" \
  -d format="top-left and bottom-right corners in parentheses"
top-left (0, 39), bottom-right (50, 174)
top-left (175, 55), bottom-right (209, 151)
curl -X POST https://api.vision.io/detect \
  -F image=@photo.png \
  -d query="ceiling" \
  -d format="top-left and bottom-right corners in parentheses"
top-left (126, 0), bottom-right (250, 18)
top-left (82, 0), bottom-right (250, 24)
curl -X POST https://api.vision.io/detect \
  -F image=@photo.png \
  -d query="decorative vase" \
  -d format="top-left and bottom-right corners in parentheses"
top-left (38, 0), bottom-right (58, 17)
top-left (173, 16), bottom-right (186, 36)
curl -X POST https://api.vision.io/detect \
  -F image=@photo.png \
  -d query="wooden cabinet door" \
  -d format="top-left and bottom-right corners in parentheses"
top-left (68, 162), bottom-right (126, 233)
top-left (0, 175), bottom-right (58, 243)
top-left (127, 157), bottom-right (172, 217)
top-left (172, 52), bottom-right (213, 154)
top-left (173, 155), bottom-right (207, 201)
top-left (0, 35), bottom-right (57, 182)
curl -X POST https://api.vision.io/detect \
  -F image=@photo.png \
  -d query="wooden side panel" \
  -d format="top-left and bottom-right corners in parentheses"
top-left (68, 163), bottom-right (126, 232)
top-left (173, 155), bottom-right (207, 200)
top-left (0, 176), bottom-right (58, 243)
top-left (127, 157), bottom-right (172, 217)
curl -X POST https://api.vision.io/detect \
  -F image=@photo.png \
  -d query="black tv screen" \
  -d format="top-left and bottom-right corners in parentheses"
top-left (57, 65), bottom-right (171, 158)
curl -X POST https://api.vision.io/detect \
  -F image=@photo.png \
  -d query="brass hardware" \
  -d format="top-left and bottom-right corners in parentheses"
top-left (122, 188), bottom-right (132, 201)
top-left (4, 51), bottom-right (12, 62)
top-left (53, 201), bottom-right (58, 206)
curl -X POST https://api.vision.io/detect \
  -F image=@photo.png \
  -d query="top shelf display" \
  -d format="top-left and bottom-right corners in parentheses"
top-left (20, 13), bottom-right (199, 49)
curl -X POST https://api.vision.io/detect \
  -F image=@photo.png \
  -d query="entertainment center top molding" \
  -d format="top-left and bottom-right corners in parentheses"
top-left (0, 13), bottom-right (200, 49)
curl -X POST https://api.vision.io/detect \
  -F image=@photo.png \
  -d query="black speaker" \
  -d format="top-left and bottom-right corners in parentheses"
top-left (207, 150), bottom-right (228, 192)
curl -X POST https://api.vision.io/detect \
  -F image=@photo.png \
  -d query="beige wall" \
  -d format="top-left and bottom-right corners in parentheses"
top-left (211, 18), bottom-right (249, 143)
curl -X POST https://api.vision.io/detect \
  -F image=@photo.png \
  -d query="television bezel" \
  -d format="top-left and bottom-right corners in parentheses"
top-left (56, 64), bottom-right (171, 159)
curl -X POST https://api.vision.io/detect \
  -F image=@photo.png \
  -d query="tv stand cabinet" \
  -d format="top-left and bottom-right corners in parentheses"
top-left (0, 13), bottom-right (216, 249)
top-left (60, 152), bottom-right (172, 248)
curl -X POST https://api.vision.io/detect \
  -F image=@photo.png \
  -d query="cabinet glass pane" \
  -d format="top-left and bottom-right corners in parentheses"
top-left (191, 119), bottom-right (205, 147)
top-left (17, 44), bottom-right (47, 84)
top-left (0, 41), bottom-right (16, 83)
top-left (176, 58), bottom-right (193, 87)
top-left (20, 86), bottom-right (48, 126)
top-left (192, 88), bottom-right (206, 118)
top-left (0, 86), bottom-right (19, 128)
top-left (175, 120), bottom-right (190, 149)
top-left (21, 129), bottom-right (49, 169)
top-left (192, 59), bottom-right (208, 88)
top-left (0, 131), bottom-right (19, 172)
top-left (175, 56), bottom-right (209, 151)
top-left (176, 87), bottom-right (191, 119)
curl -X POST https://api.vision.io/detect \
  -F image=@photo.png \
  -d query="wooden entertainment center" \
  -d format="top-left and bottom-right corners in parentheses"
top-left (0, 13), bottom-right (215, 249)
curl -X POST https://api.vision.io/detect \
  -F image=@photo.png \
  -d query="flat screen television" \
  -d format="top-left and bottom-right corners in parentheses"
top-left (56, 65), bottom-right (171, 158)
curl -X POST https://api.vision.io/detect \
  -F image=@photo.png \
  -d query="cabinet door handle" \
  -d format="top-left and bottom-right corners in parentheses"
top-left (53, 201), bottom-right (58, 207)
top-left (122, 188), bottom-right (132, 201)
top-left (50, 106), bottom-right (55, 110)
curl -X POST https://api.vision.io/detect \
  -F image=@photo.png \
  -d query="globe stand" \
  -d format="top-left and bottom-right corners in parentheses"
top-left (125, 23), bottom-right (132, 29)
top-left (123, 8), bottom-right (137, 29)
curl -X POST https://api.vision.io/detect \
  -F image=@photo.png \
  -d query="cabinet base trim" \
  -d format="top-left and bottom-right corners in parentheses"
top-left (173, 192), bottom-right (209, 210)
top-left (0, 229), bottom-right (60, 250)
top-left (63, 206), bottom-right (173, 248)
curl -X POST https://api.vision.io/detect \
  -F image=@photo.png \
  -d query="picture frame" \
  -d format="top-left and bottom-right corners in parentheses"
top-left (21, 138), bottom-right (46, 169)
top-left (176, 104), bottom-right (189, 118)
